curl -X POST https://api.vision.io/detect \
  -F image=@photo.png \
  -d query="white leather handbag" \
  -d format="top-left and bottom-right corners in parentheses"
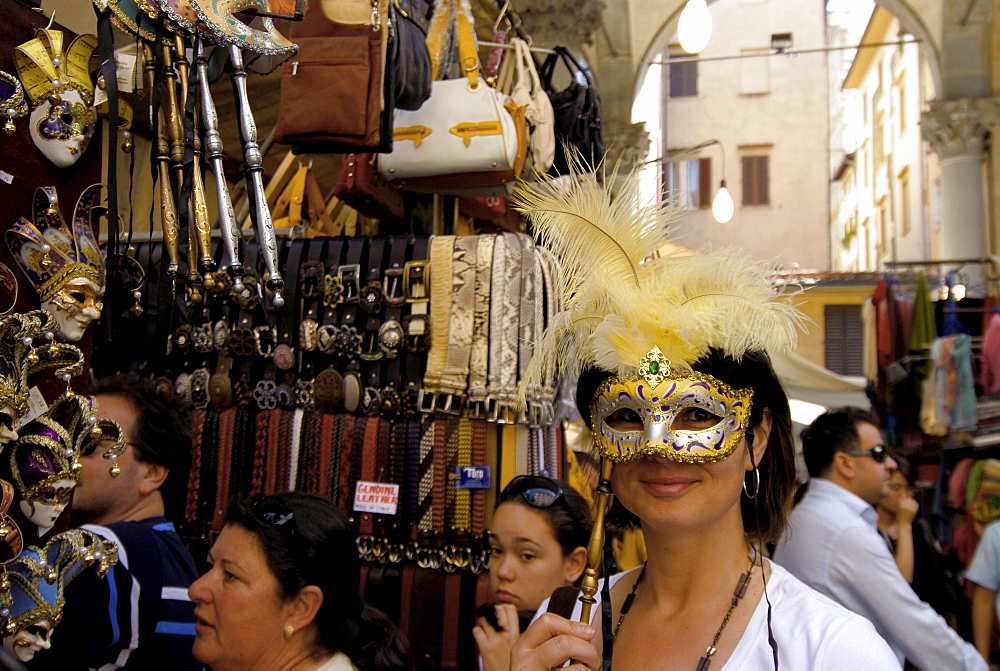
top-left (378, 0), bottom-right (525, 189)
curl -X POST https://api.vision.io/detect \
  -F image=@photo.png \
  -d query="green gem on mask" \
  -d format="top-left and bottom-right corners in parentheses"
top-left (649, 362), bottom-right (659, 375)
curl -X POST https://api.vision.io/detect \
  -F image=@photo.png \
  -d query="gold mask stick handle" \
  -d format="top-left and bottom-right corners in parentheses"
top-left (229, 45), bottom-right (284, 309)
top-left (196, 39), bottom-right (244, 293)
top-left (579, 458), bottom-right (614, 625)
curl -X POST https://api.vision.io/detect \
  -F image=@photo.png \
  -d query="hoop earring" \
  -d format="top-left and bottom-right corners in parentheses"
top-left (0, 72), bottom-right (28, 136)
top-left (743, 467), bottom-right (760, 499)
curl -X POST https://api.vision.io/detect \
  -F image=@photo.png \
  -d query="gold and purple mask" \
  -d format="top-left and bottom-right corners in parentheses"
top-left (36, 97), bottom-right (96, 146)
top-left (590, 348), bottom-right (753, 463)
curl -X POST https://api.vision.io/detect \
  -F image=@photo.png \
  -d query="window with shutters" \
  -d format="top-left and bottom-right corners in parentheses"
top-left (825, 304), bottom-right (863, 376)
top-left (669, 54), bottom-right (698, 98)
top-left (742, 156), bottom-right (769, 206)
top-left (663, 158), bottom-right (710, 209)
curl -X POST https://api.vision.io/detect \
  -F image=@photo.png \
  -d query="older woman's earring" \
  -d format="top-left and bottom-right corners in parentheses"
top-left (283, 625), bottom-right (294, 640)
top-left (0, 72), bottom-right (28, 136)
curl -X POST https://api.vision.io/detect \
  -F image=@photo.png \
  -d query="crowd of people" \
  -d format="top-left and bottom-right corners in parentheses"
top-left (15, 171), bottom-right (1000, 670)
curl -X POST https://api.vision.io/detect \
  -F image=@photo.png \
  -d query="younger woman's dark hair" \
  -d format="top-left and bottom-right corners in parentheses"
top-left (577, 348), bottom-right (796, 546)
top-left (495, 477), bottom-right (593, 559)
top-left (227, 492), bottom-right (414, 671)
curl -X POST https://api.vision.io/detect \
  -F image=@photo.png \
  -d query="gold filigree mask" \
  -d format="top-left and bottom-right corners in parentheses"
top-left (590, 348), bottom-right (754, 464)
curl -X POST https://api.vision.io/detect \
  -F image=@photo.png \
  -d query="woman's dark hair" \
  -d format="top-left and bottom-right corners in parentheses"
top-left (495, 477), bottom-right (593, 557)
top-left (226, 492), bottom-right (413, 671)
top-left (577, 348), bottom-right (796, 546)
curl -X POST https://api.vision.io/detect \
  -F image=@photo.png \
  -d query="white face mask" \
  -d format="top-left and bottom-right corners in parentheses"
top-left (4, 619), bottom-right (53, 662)
top-left (19, 478), bottom-right (74, 537)
top-left (41, 277), bottom-right (104, 342)
top-left (28, 90), bottom-right (96, 169)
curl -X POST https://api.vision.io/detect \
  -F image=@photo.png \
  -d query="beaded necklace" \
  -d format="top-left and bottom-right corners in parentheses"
top-left (612, 559), bottom-right (756, 670)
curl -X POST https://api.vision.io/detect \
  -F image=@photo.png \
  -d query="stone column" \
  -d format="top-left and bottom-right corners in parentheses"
top-left (920, 97), bottom-right (1000, 264)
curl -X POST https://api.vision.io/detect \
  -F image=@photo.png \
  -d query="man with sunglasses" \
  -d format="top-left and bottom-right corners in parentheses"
top-left (29, 374), bottom-right (200, 671)
top-left (775, 407), bottom-right (983, 670)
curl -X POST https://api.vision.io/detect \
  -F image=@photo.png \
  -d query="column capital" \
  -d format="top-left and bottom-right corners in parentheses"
top-left (921, 96), bottom-right (1000, 158)
top-left (603, 121), bottom-right (650, 174)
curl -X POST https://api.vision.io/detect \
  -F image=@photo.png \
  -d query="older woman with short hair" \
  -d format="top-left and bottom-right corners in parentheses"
top-left (189, 492), bottom-right (413, 671)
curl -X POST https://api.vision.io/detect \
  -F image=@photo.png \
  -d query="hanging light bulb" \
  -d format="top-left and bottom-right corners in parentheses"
top-left (712, 180), bottom-right (734, 223)
top-left (953, 281), bottom-right (967, 301)
top-left (678, 0), bottom-right (712, 54)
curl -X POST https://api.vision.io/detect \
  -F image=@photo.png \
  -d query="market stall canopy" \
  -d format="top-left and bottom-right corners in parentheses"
top-left (771, 350), bottom-right (870, 426)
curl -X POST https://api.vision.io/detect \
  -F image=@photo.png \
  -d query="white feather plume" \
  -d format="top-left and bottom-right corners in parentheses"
top-left (513, 162), bottom-right (806, 404)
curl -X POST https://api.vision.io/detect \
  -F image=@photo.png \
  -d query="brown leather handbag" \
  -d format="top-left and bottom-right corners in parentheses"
top-left (273, 0), bottom-right (391, 153)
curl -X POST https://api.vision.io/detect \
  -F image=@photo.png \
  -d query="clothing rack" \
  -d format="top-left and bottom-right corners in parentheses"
top-left (480, 40), bottom-right (556, 55)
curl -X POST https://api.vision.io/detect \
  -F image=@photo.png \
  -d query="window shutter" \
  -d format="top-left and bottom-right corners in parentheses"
top-left (825, 305), bottom-right (863, 376)
top-left (698, 158), bottom-right (712, 208)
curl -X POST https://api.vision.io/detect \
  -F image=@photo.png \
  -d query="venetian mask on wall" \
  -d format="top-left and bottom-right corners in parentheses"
top-left (6, 186), bottom-right (107, 342)
top-left (0, 529), bottom-right (118, 661)
top-left (13, 29), bottom-right (98, 168)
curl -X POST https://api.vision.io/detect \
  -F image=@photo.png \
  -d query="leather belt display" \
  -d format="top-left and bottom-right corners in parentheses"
top-left (438, 235), bottom-right (478, 405)
top-left (420, 235), bottom-right (454, 409)
top-left (467, 235), bottom-right (495, 416)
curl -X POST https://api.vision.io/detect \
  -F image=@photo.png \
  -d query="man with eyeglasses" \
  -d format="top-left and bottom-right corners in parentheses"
top-left (28, 374), bottom-right (200, 670)
top-left (775, 407), bottom-right (983, 670)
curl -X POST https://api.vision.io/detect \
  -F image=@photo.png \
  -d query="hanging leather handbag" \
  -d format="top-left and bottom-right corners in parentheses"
top-left (496, 37), bottom-right (555, 174)
top-left (538, 46), bottom-right (606, 174)
top-left (273, 0), bottom-right (391, 152)
top-left (378, 0), bottom-right (527, 190)
top-left (332, 153), bottom-right (406, 221)
top-left (389, 0), bottom-right (433, 111)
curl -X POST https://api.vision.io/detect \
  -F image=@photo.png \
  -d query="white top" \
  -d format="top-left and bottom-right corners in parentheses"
top-left (315, 652), bottom-right (358, 671)
top-left (965, 519), bottom-right (1000, 619)
top-left (537, 560), bottom-right (899, 669)
top-left (775, 478), bottom-right (984, 670)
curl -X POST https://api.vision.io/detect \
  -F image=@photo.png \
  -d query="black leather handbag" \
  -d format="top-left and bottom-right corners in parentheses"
top-left (538, 46), bottom-right (606, 174)
top-left (388, 0), bottom-right (432, 111)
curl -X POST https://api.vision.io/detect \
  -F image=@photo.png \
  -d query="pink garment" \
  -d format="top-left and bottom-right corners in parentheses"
top-left (980, 313), bottom-right (1000, 394)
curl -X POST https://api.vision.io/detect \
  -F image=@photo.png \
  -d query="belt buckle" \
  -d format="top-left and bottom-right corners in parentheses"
top-left (417, 389), bottom-right (436, 414)
top-left (253, 380), bottom-right (278, 410)
top-left (404, 261), bottom-right (428, 302)
top-left (467, 397), bottom-right (488, 419)
top-left (358, 329), bottom-right (384, 362)
top-left (300, 261), bottom-right (325, 299)
top-left (487, 397), bottom-right (503, 423)
top-left (253, 326), bottom-right (277, 357)
top-left (229, 328), bottom-right (256, 357)
top-left (435, 392), bottom-right (462, 415)
top-left (360, 280), bottom-right (386, 313)
top-left (383, 267), bottom-right (405, 306)
top-left (193, 323), bottom-right (214, 353)
top-left (293, 379), bottom-right (316, 410)
top-left (401, 314), bottom-right (430, 352)
top-left (378, 319), bottom-right (403, 359)
top-left (338, 264), bottom-right (361, 304)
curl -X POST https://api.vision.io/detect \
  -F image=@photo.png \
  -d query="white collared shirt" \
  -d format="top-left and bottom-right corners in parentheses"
top-left (775, 478), bottom-right (985, 670)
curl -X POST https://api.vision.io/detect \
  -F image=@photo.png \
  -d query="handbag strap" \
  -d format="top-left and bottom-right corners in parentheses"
top-left (425, 0), bottom-right (481, 88)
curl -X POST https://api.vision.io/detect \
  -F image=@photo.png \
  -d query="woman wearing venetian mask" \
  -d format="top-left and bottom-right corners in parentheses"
top-left (505, 168), bottom-right (900, 669)
top-left (473, 476), bottom-right (591, 671)
top-left (189, 492), bottom-right (414, 671)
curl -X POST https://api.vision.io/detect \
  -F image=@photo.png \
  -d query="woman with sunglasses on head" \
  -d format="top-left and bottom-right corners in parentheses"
top-left (188, 492), bottom-right (414, 671)
top-left (505, 167), bottom-right (898, 670)
top-left (473, 476), bottom-right (592, 671)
